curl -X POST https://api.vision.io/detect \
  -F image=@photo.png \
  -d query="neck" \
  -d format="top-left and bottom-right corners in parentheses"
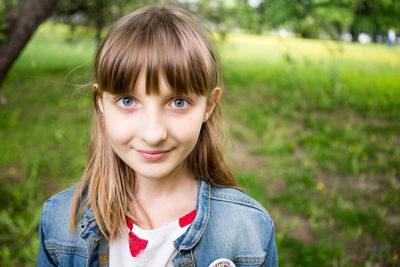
top-left (133, 165), bottom-right (196, 201)
top-left (131, 164), bottom-right (199, 229)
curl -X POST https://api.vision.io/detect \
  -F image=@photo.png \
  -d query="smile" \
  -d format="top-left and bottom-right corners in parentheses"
top-left (136, 150), bottom-right (170, 160)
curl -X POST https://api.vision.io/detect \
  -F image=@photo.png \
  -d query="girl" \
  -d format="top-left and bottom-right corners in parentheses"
top-left (37, 5), bottom-right (278, 267)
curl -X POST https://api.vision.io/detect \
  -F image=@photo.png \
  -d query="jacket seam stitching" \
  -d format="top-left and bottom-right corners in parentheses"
top-left (210, 192), bottom-right (260, 206)
top-left (234, 262), bottom-right (265, 265)
top-left (234, 256), bottom-right (265, 262)
top-left (265, 223), bottom-right (276, 264)
top-left (99, 254), bottom-right (109, 265)
top-left (210, 195), bottom-right (266, 213)
top-left (234, 257), bottom-right (265, 260)
top-left (44, 245), bottom-right (87, 257)
top-left (233, 260), bottom-right (265, 265)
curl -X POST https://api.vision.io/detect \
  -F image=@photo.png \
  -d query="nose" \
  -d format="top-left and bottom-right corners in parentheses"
top-left (138, 108), bottom-right (167, 145)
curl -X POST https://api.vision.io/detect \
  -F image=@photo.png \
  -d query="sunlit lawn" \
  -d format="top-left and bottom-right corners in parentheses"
top-left (219, 34), bottom-right (400, 266)
top-left (0, 24), bottom-right (399, 266)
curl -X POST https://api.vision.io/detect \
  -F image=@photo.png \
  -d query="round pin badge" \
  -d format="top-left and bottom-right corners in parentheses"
top-left (208, 258), bottom-right (236, 267)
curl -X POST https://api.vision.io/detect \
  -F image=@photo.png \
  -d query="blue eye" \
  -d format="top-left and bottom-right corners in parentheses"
top-left (117, 97), bottom-right (136, 108)
top-left (171, 98), bottom-right (189, 108)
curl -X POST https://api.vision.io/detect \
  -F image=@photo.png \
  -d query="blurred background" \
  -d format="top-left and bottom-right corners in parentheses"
top-left (1, 0), bottom-right (400, 266)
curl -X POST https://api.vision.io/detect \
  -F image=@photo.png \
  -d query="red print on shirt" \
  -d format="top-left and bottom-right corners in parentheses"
top-left (179, 209), bottom-right (197, 228)
top-left (125, 210), bottom-right (196, 258)
top-left (128, 231), bottom-right (149, 257)
top-left (125, 217), bottom-right (148, 257)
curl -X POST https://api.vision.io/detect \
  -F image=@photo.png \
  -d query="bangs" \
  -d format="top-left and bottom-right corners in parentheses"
top-left (95, 7), bottom-right (219, 96)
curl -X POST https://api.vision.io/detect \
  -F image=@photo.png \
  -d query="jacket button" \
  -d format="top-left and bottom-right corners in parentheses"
top-left (181, 257), bottom-right (194, 267)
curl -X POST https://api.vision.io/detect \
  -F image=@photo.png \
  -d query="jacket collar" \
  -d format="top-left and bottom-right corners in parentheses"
top-left (174, 179), bottom-right (210, 251)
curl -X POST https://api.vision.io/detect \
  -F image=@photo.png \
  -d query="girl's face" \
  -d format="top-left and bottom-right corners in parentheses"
top-left (97, 74), bottom-right (219, 181)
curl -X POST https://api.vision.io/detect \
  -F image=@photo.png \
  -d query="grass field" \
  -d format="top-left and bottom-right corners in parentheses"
top-left (1, 23), bottom-right (399, 266)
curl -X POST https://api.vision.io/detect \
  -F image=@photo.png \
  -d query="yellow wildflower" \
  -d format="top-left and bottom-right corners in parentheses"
top-left (317, 182), bottom-right (325, 191)
top-left (8, 167), bottom-right (17, 175)
top-left (348, 146), bottom-right (354, 153)
top-left (370, 135), bottom-right (376, 143)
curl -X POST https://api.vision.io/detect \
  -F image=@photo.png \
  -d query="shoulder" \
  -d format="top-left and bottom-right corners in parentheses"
top-left (210, 185), bottom-right (272, 224)
top-left (210, 186), bottom-right (270, 215)
top-left (38, 185), bottom-right (99, 265)
top-left (40, 185), bottom-right (84, 247)
top-left (208, 185), bottom-right (274, 235)
top-left (45, 185), bottom-right (77, 205)
top-left (42, 185), bottom-right (77, 221)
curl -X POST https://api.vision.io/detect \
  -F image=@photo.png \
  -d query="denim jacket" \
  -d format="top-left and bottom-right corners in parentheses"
top-left (37, 179), bottom-right (278, 266)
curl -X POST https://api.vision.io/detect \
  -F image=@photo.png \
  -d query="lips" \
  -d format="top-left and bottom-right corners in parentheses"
top-left (136, 149), bottom-right (170, 160)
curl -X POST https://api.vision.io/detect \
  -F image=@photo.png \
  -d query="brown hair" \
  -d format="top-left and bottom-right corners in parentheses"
top-left (70, 5), bottom-right (237, 240)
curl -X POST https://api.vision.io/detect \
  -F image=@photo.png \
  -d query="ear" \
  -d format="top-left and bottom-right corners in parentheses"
top-left (92, 83), bottom-right (104, 113)
top-left (203, 87), bottom-right (222, 122)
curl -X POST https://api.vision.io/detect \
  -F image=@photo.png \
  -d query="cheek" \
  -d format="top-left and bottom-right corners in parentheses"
top-left (103, 111), bottom-right (133, 145)
top-left (173, 114), bottom-right (204, 144)
top-left (179, 105), bottom-right (207, 143)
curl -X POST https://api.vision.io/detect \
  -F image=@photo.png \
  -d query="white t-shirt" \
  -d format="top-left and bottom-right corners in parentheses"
top-left (109, 210), bottom-right (196, 267)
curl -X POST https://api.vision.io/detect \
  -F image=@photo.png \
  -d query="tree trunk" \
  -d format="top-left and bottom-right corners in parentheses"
top-left (349, 25), bottom-right (358, 43)
top-left (256, 3), bottom-right (266, 35)
top-left (93, 0), bottom-right (106, 48)
top-left (0, 0), bottom-right (58, 88)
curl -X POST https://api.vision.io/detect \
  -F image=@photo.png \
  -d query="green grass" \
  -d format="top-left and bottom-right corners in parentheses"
top-left (221, 34), bottom-right (400, 266)
top-left (1, 24), bottom-right (400, 266)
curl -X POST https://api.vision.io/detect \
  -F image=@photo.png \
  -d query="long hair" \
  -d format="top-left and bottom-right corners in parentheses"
top-left (70, 5), bottom-right (237, 240)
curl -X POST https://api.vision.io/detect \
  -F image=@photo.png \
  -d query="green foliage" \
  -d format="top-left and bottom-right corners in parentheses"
top-left (0, 165), bottom-right (43, 266)
top-left (228, 0), bottom-right (400, 40)
top-left (350, 0), bottom-right (400, 35)
top-left (0, 0), bottom-right (20, 43)
top-left (0, 9), bottom-right (6, 43)
top-left (181, 0), bottom-right (237, 40)
top-left (232, 0), bottom-right (260, 33)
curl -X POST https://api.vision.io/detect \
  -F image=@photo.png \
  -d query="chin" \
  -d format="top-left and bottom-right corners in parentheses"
top-left (131, 165), bottom-right (174, 180)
